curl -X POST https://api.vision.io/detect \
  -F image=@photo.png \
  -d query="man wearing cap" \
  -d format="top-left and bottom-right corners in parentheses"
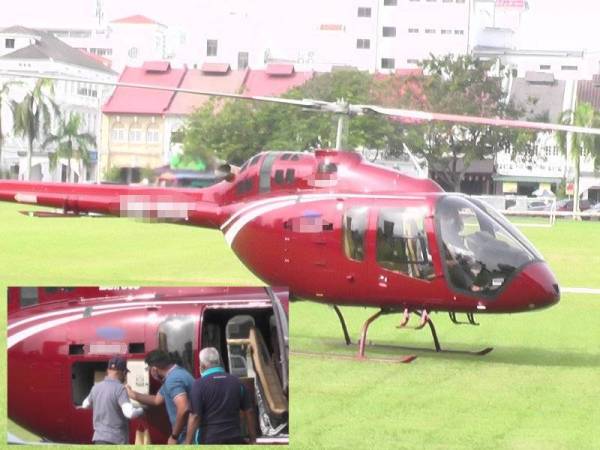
top-left (81, 356), bottom-right (144, 445)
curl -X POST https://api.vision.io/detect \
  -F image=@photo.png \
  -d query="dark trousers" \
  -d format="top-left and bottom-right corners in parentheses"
top-left (93, 441), bottom-right (116, 445)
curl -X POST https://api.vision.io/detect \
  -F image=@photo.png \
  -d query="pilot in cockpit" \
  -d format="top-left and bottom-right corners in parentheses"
top-left (440, 208), bottom-right (488, 292)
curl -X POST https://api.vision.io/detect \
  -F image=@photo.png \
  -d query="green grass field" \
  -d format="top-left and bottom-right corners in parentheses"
top-left (1, 202), bottom-right (599, 449)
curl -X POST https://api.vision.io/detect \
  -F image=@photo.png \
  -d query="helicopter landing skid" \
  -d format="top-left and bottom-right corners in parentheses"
top-left (355, 308), bottom-right (493, 358)
top-left (291, 349), bottom-right (417, 364)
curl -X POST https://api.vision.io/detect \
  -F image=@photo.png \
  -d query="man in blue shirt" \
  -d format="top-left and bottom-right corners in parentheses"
top-left (127, 350), bottom-right (194, 445)
top-left (185, 347), bottom-right (256, 445)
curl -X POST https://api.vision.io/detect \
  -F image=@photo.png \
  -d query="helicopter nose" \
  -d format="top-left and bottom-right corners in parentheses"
top-left (507, 261), bottom-right (560, 311)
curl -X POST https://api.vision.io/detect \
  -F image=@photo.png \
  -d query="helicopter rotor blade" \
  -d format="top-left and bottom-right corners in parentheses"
top-left (4, 70), bottom-right (600, 136)
top-left (358, 105), bottom-right (600, 136)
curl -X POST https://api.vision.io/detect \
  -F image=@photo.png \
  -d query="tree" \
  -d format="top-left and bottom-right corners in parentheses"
top-left (0, 80), bottom-right (22, 177)
top-left (556, 102), bottom-right (600, 216)
top-left (43, 113), bottom-right (96, 182)
top-left (11, 78), bottom-right (59, 180)
top-left (182, 70), bottom-right (397, 165)
top-left (381, 55), bottom-right (537, 191)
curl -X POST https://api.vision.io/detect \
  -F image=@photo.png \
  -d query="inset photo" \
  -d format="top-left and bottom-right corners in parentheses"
top-left (7, 286), bottom-right (289, 445)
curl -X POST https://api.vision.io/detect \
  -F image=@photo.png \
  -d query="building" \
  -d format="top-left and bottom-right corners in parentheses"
top-left (494, 71), bottom-right (571, 196)
top-left (243, 64), bottom-right (313, 96)
top-left (165, 64), bottom-right (249, 167)
top-left (100, 61), bottom-right (186, 182)
top-left (191, 0), bottom-right (470, 73)
top-left (0, 25), bottom-right (117, 181)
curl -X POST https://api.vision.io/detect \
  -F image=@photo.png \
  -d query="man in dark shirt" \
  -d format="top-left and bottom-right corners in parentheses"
top-left (185, 347), bottom-right (256, 445)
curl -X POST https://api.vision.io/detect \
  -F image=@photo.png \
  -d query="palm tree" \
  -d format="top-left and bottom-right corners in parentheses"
top-left (0, 80), bottom-right (22, 176)
top-left (43, 113), bottom-right (96, 183)
top-left (557, 102), bottom-right (600, 217)
top-left (11, 78), bottom-right (59, 180)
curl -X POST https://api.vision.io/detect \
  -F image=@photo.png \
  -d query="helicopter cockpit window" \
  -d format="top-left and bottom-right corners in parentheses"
top-left (274, 170), bottom-right (284, 184)
top-left (376, 208), bottom-right (434, 279)
top-left (158, 315), bottom-right (195, 374)
top-left (285, 169), bottom-right (295, 184)
top-left (280, 153), bottom-right (291, 161)
top-left (437, 196), bottom-right (536, 295)
top-left (343, 207), bottom-right (369, 261)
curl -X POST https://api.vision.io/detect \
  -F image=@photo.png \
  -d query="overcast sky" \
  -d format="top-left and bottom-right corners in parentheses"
top-left (1, 0), bottom-right (598, 52)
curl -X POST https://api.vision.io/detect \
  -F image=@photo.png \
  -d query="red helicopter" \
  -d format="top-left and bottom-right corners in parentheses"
top-left (7, 286), bottom-right (289, 444)
top-left (2, 72), bottom-right (593, 359)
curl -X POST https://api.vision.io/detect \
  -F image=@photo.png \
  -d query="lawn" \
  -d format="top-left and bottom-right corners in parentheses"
top-left (1, 201), bottom-right (599, 449)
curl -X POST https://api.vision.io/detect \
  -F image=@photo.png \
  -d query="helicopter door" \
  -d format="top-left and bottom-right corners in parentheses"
top-left (372, 207), bottom-right (435, 291)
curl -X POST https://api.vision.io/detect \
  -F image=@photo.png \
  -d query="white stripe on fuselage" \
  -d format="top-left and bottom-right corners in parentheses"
top-left (222, 192), bottom-right (428, 246)
top-left (8, 298), bottom-right (271, 331)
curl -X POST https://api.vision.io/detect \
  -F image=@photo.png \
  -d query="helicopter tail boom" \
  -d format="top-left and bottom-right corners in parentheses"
top-left (0, 180), bottom-right (223, 228)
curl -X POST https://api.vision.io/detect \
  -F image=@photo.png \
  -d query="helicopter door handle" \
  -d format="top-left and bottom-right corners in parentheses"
top-left (378, 274), bottom-right (388, 287)
top-left (346, 274), bottom-right (355, 282)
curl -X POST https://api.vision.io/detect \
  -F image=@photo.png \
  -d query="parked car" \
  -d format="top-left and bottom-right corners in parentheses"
top-left (583, 202), bottom-right (600, 221)
top-left (556, 198), bottom-right (592, 212)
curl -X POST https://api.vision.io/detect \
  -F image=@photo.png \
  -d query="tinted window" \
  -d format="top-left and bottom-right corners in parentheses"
top-left (158, 315), bottom-right (195, 374)
top-left (318, 162), bottom-right (337, 174)
top-left (281, 153), bottom-right (291, 161)
top-left (291, 154), bottom-right (300, 161)
top-left (438, 196), bottom-right (536, 294)
top-left (274, 170), bottom-right (284, 184)
top-left (376, 208), bottom-right (433, 279)
top-left (285, 169), bottom-right (295, 184)
top-left (343, 207), bottom-right (369, 261)
top-left (249, 154), bottom-right (261, 166)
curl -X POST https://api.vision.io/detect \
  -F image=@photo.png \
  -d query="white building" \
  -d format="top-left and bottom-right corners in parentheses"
top-left (188, 0), bottom-right (470, 73)
top-left (0, 25), bottom-right (117, 181)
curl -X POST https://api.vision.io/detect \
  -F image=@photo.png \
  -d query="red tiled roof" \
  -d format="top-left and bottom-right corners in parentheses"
top-left (166, 68), bottom-right (249, 115)
top-left (143, 61), bottom-right (171, 72)
top-left (266, 63), bottom-right (294, 76)
top-left (110, 15), bottom-right (160, 25)
top-left (244, 67), bottom-right (313, 97)
top-left (102, 64), bottom-right (187, 115)
top-left (201, 63), bottom-right (231, 74)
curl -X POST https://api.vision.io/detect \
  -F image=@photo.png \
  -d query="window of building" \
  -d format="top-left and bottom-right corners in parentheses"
top-left (456, 0), bottom-right (465, 3)
top-left (238, 51), bottom-right (249, 69)
top-left (356, 38), bottom-right (371, 49)
top-left (443, 0), bottom-right (453, 2)
top-left (129, 127), bottom-right (142, 143)
top-left (441, 29), bottom-right (452, 35)
top-left (111, 127), bottom-right (126, 142)
top-left (343, 207), bottom-right (369, 261)
top-left (425, 29), bottom-right (436, 34)
top-left (376, 207), bottom-right (433, 279)
top-left (384, 0), bottom-right (397, 5)
top-left (539, 64), bottom-right (551, 70)
top-left (408, 28), bottom-right (419, 33)
top-left (158, 315), bottom-right (195, 374)
top-left (382, 26), bottom-right (396, 37)
top-left (381, 58), bottom-right (395, 69)
top-left (5, 38), bottom-right (15, 49)
top-left (128, 47), bottom-right (138, 58)
top-left (357, 7), bottom-right (372, 17)
top-left (207, 39), bottom-right (218, 57)
top-left (454, 29), bottom-right (464, 35)
top-left (407, 59), bottom-right (419, 64)
top-left (561, 65), bottom-right (578, 71)
top-left (426, 0), bottom-right (437, 2)
top-left (146, 126), bottom-right (160, 143)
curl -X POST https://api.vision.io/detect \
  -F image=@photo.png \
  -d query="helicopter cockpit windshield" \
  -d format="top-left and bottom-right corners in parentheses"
top-left (436, 196), bottom-right (539, 296)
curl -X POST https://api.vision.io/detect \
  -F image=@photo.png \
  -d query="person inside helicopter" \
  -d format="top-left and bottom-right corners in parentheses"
top-left (437, 196), bottom-right (536, 294)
